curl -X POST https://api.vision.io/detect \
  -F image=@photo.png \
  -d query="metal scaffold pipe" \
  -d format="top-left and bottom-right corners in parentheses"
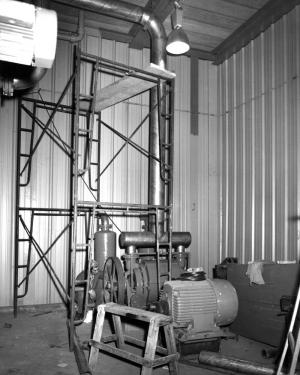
top-left (52, 0), bottom-right (168, 236)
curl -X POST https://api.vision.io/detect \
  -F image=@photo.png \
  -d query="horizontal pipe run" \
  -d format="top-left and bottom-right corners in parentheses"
top-left (119, 231), bottom-right (192, 249)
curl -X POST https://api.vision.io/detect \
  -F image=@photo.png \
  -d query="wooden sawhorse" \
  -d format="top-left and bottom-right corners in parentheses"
top-left (89, 302), bottom-right (179, 375)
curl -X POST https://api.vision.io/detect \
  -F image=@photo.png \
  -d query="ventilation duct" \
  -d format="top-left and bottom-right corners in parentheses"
top-left (0, 0), bottom-right (57, 96)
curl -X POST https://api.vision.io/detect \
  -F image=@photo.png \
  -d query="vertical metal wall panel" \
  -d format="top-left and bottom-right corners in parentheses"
top-left (168, 55), bottom-right (191, 235)
top-left (235, 50), bottom-right (244, 262)
top-left (287, 9), bottom-right (299, 261)
top-left (207, 62), bottom-right (219, 274)
top-left (189, 60), bottom-right (219, 276)
top-left (0, 100), bottom-right (17, 307)
top-left (253, 35), bottom-right (263, 261)
top-left (297, 6), bottom-right (300, 261)
top-left (219, 6), bottom-right (300, 263)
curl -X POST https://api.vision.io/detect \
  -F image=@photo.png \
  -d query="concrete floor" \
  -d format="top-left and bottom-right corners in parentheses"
top-left (0, 305), bottom-right (277, 375)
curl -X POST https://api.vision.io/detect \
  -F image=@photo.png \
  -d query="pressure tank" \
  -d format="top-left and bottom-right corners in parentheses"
top-left (94, 216), bottom-right (116, 270)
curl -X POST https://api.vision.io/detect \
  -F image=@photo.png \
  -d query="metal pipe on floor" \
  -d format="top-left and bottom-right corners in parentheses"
top-left (198, 351), bottom-right (278, 375)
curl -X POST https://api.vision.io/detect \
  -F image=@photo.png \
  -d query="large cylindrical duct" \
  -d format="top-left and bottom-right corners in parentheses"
top-left (53, 0), bottom-right (168, 236)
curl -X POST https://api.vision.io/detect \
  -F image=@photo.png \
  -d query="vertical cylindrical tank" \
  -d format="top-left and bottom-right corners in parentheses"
top-left (94, 215), bottom-right (116, 270)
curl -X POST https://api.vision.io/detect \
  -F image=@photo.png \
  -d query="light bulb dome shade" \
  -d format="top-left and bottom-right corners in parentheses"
top-left (166, 27), bottom-right (190, 55)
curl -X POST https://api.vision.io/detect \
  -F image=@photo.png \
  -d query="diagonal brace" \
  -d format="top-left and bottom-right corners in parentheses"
top-left (20, 71), bottom-right (76, 176)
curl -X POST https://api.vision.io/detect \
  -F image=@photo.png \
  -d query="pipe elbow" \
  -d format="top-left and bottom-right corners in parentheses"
top-left (141, 12), bottom-right (167, 68)
top-left (0, 61), bottom-right (47, 96)
top-left (13, 67), bottom-right (47, 92)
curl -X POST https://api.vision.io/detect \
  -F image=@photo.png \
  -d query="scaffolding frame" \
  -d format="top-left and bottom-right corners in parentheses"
top-left (14, 46), bottom-right (175, 351)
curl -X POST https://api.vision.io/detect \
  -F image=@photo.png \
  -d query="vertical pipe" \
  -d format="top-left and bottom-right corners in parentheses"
top-left (145, 14), bottom-right (167, 237)
top-left (149, 84), bottom-right (166, 236)
top-left (69, 47), bottom-right (81, 350)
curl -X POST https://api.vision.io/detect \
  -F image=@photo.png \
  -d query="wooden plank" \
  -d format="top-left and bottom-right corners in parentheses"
top-left (81, 64), bottom-right (175, 112)
top-left (188, 31), bottom-right (224, 50)
top-left (112, 315), bottom-right (125, 349)
top-left (142, 319), bottom-right (160, 375)
top-left (224, 0), bottom-right (268, 8)
top-left (185, 18), bottom-right (231, 39)
top-left (187, 0), bottom-right (258, 20)
top-left (104, 302), bottom-right (172, 324)
top-left (90, 339), bottom-right (178, 368)
top-left (89, 74), bottom-right (155, 112)
top-left (123, 335), bottom-right (169, 355)
top-left (90, 340), bottom-right (148, 366)
top-left (89, 304), bottom-right (106, 371)
top-left (183, 5), bottom-right (242, 31)
top-left (214, 0), bottom-right (300, 64)
top-left (163, 324), bottom-right (179, 375)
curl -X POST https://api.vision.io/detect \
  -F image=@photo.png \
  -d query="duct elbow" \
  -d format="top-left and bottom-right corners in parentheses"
top-left (13, 67), bottom-right (47, 92)
top-left (0, 62), bottom-right (47, 96)
top-left (141, 12), bottom-right (167, 68)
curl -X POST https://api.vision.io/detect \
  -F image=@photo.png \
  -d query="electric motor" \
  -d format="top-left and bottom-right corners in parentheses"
top-left (162, 279), bottom-right (238, 334)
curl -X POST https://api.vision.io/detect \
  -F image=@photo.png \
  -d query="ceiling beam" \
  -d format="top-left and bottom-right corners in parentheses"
top-left (187, 48), bottom-right (215, 61)
top-left (128, 0), bottom-right (174, 50)
top-left (213, 0), bottom-right (300, 65)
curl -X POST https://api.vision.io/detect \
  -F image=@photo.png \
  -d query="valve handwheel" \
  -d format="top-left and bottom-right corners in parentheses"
top-left (103, 257), bottom-right (126, 304)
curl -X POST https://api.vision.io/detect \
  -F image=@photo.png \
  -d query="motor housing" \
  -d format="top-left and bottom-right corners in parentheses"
top-left (161, 279), bottom-right (238, 340)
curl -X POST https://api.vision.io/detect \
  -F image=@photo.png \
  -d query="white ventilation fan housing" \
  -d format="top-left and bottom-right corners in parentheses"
top-left (0, 0), bottom-right (57, 69)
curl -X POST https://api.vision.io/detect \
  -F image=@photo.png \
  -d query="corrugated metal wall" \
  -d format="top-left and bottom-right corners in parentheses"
top-left (190, 60), bottom-right (219, 274)
top-left (0, 26), bottom-right (218, 307)
top-left (219, 6), bottom-right (300, 263)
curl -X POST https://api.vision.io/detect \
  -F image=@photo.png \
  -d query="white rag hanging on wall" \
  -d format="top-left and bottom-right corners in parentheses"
top-left (246, 261), bottom-right (265, 285)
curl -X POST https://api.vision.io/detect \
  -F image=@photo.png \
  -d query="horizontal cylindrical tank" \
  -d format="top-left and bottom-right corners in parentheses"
top-left (119, 231), bottom-right (192, 248)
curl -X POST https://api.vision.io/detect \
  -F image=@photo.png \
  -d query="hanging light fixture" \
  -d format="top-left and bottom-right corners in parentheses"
top-left (166, 1), bottom-right (190, 55)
